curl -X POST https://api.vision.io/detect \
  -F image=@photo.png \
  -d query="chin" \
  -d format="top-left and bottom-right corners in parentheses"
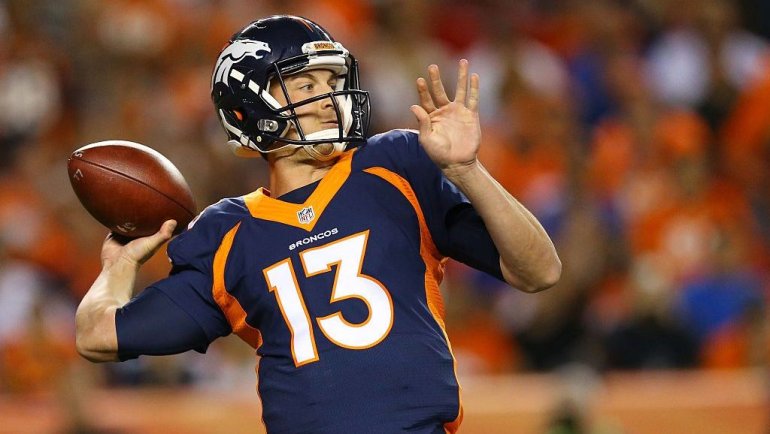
top-left (300, 143), bottom-right (342, 162)
top-left (312, 143), bottom-right (336, 156)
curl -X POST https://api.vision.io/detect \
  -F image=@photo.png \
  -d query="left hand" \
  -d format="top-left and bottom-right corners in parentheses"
top-left (410, 59), bottom-right (481, 174)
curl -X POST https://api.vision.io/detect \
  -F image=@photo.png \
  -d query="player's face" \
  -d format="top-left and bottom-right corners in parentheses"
top-left (270, 69), bottom-right (341, 141)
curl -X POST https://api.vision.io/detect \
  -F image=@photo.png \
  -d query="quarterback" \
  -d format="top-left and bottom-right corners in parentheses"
top-left (75, 15), bottom-right (561, 433)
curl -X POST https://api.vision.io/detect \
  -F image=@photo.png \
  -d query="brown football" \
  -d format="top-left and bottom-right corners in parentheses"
top-left (67, 140), bottom-right (196, 238)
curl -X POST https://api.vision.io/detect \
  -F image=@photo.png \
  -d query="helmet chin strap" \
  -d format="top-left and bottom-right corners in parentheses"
top-left (302, 128), bottom-right (348, 161)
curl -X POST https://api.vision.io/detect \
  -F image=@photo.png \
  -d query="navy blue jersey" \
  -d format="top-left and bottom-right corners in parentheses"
top-left (117, 130), bottom-right (503, 433)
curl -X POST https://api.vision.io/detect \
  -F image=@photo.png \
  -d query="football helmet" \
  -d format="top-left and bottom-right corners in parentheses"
top-left (211, 15), bottom-right (371, 159)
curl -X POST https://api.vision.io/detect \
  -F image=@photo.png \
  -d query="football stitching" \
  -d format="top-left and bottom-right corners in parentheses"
top-left (71, 157), bottom-right (196, 217)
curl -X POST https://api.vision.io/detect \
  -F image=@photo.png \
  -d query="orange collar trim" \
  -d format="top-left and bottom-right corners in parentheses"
top-left (242, 150), bottom-right (354, 231)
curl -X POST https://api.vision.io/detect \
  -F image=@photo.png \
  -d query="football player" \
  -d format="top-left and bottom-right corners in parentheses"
top-left (75, 15), bottom-right (561, 433)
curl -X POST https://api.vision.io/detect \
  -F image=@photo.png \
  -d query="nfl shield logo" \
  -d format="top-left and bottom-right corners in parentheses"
top-left (297, 206), bottom-right (315, 224)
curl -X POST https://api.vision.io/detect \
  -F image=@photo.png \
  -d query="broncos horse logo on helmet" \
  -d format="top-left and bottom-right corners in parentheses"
top-left (212, 40), bottom-right (272, 87)
top-left (211, 15), bottom-right (371, 159)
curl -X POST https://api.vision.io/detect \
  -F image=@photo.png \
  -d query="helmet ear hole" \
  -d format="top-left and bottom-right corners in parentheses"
top-left (233, 109), bottom-right (245, 121)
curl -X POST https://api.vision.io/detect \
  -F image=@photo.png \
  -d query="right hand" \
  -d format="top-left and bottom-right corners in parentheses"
top-left (101, 219), bottom-right (177, 268)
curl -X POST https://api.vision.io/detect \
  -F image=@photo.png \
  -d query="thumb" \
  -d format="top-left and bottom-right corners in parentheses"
top-left (157, 219), bottom-right (178, 240)
top-left (410, 105), bottom-right (432, 137)
top-left (148, 219), bottom-right (177, 248)
top-left (132, 220), bottom-right (177, 265)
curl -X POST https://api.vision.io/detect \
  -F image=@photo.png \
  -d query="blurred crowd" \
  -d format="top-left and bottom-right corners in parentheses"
top-left (1, 0), bottom-right (769, 408)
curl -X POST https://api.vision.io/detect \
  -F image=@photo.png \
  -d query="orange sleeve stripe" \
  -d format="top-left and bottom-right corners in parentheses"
top-left (212, 221), bottom-right (262, 349)
top-left (362, 167), bottom-right (464, 431)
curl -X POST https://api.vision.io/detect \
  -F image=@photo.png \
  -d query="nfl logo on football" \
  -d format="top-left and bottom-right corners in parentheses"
top-left (297, 206), bottom-right (315, 224)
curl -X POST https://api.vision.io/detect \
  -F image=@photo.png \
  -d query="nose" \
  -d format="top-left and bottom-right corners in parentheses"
top-left (320, 90), bottom-right (335, 110)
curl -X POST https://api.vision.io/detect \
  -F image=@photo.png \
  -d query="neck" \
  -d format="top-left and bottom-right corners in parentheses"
top-left (268, 147), bottom-right (338, 197)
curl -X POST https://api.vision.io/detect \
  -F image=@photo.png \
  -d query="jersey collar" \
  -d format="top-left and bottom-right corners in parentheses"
top-left (242, 149), bottom-right (354, 231)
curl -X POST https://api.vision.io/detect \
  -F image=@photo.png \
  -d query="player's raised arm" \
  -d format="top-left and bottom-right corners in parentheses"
top-left (75, 220), bottom-right (176, 362)
top-left (410, 59), bottom-right (561, 293)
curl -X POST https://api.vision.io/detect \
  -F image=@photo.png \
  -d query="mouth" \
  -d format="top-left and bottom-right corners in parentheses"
top-left (321, 120), bottom-right (339, 129)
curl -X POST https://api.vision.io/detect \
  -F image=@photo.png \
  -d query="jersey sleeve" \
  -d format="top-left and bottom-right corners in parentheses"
top-left (116, 286), bottom-right (211, 361)
top-left (382, 130), bottom-right (504, 281)
top-left (115, 203), bottom-right (238, 359)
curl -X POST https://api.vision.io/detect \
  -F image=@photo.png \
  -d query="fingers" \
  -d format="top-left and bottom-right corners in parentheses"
top-left (428, 64), bottom-right (451, 106)
top-left (455, 59), bottom-right (480, 112)
top-left (468, 72), bottom-right (480, 112)
top-left (416, 77), bottom-right (437, 113)
top-left (417, 60), bottom-right (479, 112)
top-left (455, 59), bottom-right (468, 104)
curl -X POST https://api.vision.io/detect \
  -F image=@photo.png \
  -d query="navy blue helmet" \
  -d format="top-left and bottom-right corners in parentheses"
top-left (211, 15), bottom-right (371, 157)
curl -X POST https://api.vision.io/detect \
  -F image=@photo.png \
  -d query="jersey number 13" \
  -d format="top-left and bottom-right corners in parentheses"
top-left (263, 231), bottom-right (394, 366)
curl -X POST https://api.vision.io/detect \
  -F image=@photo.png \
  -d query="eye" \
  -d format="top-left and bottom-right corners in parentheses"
top-left (329, 75), bottom-right (343, 89)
